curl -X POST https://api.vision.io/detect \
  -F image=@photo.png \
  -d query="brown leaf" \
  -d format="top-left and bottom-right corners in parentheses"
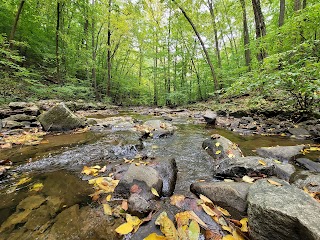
top-left (130, 184), bottom-right (142, 194)
top-left (205, 230), bottom-right (223, 240)
top-left (122, 200), bottom-right (128, 211)
top-left (170, 194), bottom-right (185, 208)
top-left (267, 179), bottom-right (282, 186)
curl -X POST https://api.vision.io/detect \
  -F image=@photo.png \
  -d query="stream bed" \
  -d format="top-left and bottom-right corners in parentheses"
top-left (0, 111), bottom-right (317, 239)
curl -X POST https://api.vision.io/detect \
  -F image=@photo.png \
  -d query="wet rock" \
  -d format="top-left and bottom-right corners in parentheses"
top-left (113, 164), bottom-right (163, 201)
top-left (295, 158), bottom-right (320, 172)
top-left (142, 120), bottom-right (176, 139)
top-left (46, 196), bottom-right (64, 216)
top-left (151, 158), bottom-right (177, 197)
top-left (248, 178), bottom-right (320, 240)
top-left (128, 194), bottom-right (156, 217)
top-left (292, 171), bottom-right (320, 192)
top-left (288, 127), bottom-right (311, 139)
top-left (190, 181), bottom-right (250, 217)
top-left (17, 195), bottom-right (46, 211)
top-left (24, 205), bottom-right (51, 231)
top-left (38, 103), bottom-right (85, 131)
top-left (0, 209), bottom-right (32, 233)
top-left (256, 145), bottom-right (305, 162)
top-left (202, 134), bottom-right (243, 160)
top-left (203, 110), bottom-right (217, 124)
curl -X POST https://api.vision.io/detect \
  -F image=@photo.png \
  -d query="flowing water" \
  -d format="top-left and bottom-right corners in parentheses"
top-left (0, 111), bottom-right (317, 239)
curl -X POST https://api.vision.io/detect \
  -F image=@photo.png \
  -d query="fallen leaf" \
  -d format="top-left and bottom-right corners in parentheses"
top-left (106, 195), bottom-right (112, 201)
top-left (29, 183), bottom-right (43, 192)
top-left (201, 204), bottom-right (216, 217)
top-left (115, 222), bottom-right (134, 235)
top-left (99, 166), bottom-right (107, 173)
top-left (274, 160), bottom-right (282, 164)
top-left (229, 219), bottom-right (242, 227)
top-left (267, 179), bottom-right (282, 186)
top-left (217, 207), bottom-right (231, 216)
top-left (170, 194), bottom-right (185, 208)
top-left (151, 187), bottom-right (160, 197)
top-left (155, 212), bottom-right (178, 240)
top-left (126, 214), bottom-right (141, 227)
top-left (17, 177), bottom-right (32, 186)
top-left (188, 220), bottom-right (200, 240)
top-left (130, 184), bottom-right (142, 194)
top-left (215, 150), bottom-right (221, 155)
top-left (215, 142), bottom-right (221, 147)
top-left (122, 200), bottom-right (128, 211)
top-left (222, 226), bottom-right (232, 233)
top-left (258, 160), bottom-right (267, 166)
top-left (240, 218), bottom-right (248, 232)
top-left (144, 233), bottom-right (166, 240)
top-left (242, 175), bottom-right (254, 184)
top-left (199, 194), bottom-right (213, 204)
top-left (205, 230), bottom-right (223, 240)
top-left (224, 179), bottom-right (235, 183)
top-left (103, 203), bottom-right (112, 216)
top-left (222, 234), bottom-right (235, 240)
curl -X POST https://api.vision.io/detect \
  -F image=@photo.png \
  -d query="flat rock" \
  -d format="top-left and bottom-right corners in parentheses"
top-left (128, 193), bottom-right (156, 217)
top-left (5, 114), bottom-right (37, 122)
top-left (190, 181), bottom-right (250, 217)
top-left (248, 178), bottom-right (320, 240)
top-left (292, 171), bottom-right (320, 192)
top-left (256, 145), bottom-right (305, 162)
top-left (203, 110), bottom-right (217, 124)
top-left (8, 102), bottom-right (29, 110)
top-left (38, 103), bottom-right (85, 131)
top-left (3, 120), bottom-right (24, 129)
top-left (202, 134), bottom-right (243, 160)
top-left (288, 127), bottom-right (311, 139)
top-left (17, 195), bottom-right (46, 211)
top-left (295, 158), bottom-right (320, 172)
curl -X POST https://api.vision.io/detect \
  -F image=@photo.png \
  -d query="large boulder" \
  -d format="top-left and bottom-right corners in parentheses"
top-left (190, 181), bottom-right (250, 217)
top-left (38, 103), bottom-right (85, 131)
top-left (141, 120), bottom-right (176, 139)
top-left (295, 158), bottom-right (320, 172)
top-left (202, 134), bottom-right (243, 160)
top-left (247, 179), bottom-right (320, 240)
top-left (292, 171), bottom-right (320, 192)
top-left (203, 110), bottom-right (217, 124)
top-left (213, 156), bottom-right (295, 181)
top-left (256, 145), bottom-right (305, 162)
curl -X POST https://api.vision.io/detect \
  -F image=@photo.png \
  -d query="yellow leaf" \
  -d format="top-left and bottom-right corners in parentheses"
top-left (29, 183), bottom-right (43, 192)
top-left (217, 207), bottom-right (231, 216)
top-left (151, 187), bottom-right (160, 197)
top-left (222, 226), bottom-right (232, 233)
top-left (274, 160), bottom-right (282, 164)
top-left (155, 212), bottom-right (178, 240)
top-left (199, 194), bottom-right (213, 204)
top-left (115, 222), bottom-right (133, 235)
top-left (170, 194), bottom-right (185, 208)
top-left (215, 142), bottom-right (221, 147)
top-left (188, 211), bottom-right (208, 228)
top-left (175, 211), bottom-right (191, 227)
top-left (126, 214), bottom-right (141, 227)
top-left (201, 204), bottom-right (216, 217)
top-left (17, 177), bottom-right (32, 186)
top-left (216, 150), bottom-right (221, 155)
top-left (222, 234), bottom-right (236, 240)
top-left (240, 218), bottom-right (248, 232)
top-left (258, 160), bottom-right (267, 166)
top-left (103, 203), bottom-right (112, 216)
top-left (143, 233), bottom-right (167, 240)
top-left (232, 230), bottom-right (245, 240)
top-left (267, 179), bottom-right (282, 186)
top-left (106, 195), bottom-right (112, 201)
top-left (228, 153), bottom-right (235, 158)
top-left (188, 220), bottom-right (200, 240)
top-left (224, 179), bottom-right (235, 182)
top-left (152, 145), bottom-right (159, 149)
top-left (309, 147), bottom-right (320, 151)
top-left (242, 175), bottom-right (254, 184)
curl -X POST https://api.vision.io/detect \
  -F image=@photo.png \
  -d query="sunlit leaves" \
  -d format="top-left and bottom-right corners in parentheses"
top-left (151, 187), bottom-right (160, 197)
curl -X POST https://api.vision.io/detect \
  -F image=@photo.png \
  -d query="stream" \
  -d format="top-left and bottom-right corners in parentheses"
top-left (0, 111), bottom-right (317, 239)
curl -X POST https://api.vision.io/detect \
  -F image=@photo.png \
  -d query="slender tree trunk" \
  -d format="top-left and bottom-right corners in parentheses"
top-left (9, 0), bottom-right (25, 49)
top-left (294, 0), bottom-right (301, 11)
top-left (139, 47), bottom-right (142, 86)
top-left (240, 0), bottom-right (251, 69)
top-left (91, 0), bottom-right (98, 99)
top-left (166, 7), bottom-right (172, 106)
top-left (302, 0), bottom-right (307, 8)
top-left (153, 31), bottom-right (158, 106)
top-left (56, 2), bottom-right (61, 83)
top-left (207, 0), bottom-right (221, 68)
top-left (221, 0), bottom-right (238, 54)
top-left (279, 0), bottom-right (285, 27)
top-left (107, 0), bottom-right (112, 97)
top-left (172, 0), bottom-right (219, 96)
top-left (252, 0), bottom-right (267, 61)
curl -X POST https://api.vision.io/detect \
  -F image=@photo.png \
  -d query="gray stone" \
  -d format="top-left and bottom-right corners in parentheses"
top-left (6, 114), bottom-right (37, 122)
top-left (288, 127), bottom-right (311, 139)
top-left (190, 182), bottom-right (250, 217)
top-left (151, 158), bottom-right (177, 197)
top-left (248, 179), bottom-right (320, 240)
top-left (128, 193), bottom-right (155, 217)
top-left (273, 162), bottom-right (296, 181)
top-left (38, 103), bottom-right (85, 131)
top-left (295, 158), bottom-right (320, 172)
top-left (113, 164), bottom-right (163, 200)
top-left (8, 102), bottom-right (28, 110)
top-left (256, 145), bottom-right (305, 162)
top-left (141, 120), bottom-right (176, 139)
top-left (203, 110), bottom-right (217, 124)
top-left (24, 106), bottom-right (40, 116)
top-left (202, 134), bottom-right (243, 160)
top-left (3, 120), bottom-right (24, 129)
top-left (292, 171), bottom-right (320, 192)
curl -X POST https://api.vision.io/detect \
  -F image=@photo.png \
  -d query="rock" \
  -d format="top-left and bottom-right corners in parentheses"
top-left (24, 106), bottom-right (40, 116)
top-left (86, 118), bottom-right (97, 126)
top-left (0, 209), bottom-right (32, 233)
top-left (295, 158), bottom-right (320, 172)
top-left (8, 102), bottom-right (28, 110)
top-left (142, 120), bottom-right (176, 139)
top-left (292, 171), bottom-right (320, 192)
top-left (17, 195), bottom-right (46, 211)
top-left (273, 162), bottom-right (296, 181)
top-left (203, 110), bottom-right (217, 124)
top-left (113, 164), bottom-right (163, 201)
top-left (247, 178), bottom-right (320, 240)
top-left (151, 158), bottom-right (177, 197)
top-left (38, 103), bottom-right (85, 131)
top-left (5, 114), bottom-right (37, 122)
top-left (128, 194), bottom-right (156, 217)
top-left (0, 119), bottom-right (2, 131)
top-left (202, 134), bottom-right (243, 160)
top-left (256, 145), bottom-right (305, 162)
top-left (288, 127), bottom-right (311, 139)
top-left (190, 182), bottom-right (250, 217)
top-left (3, 120), bottom-right (24, 129)
top-left (24, 205), bottom-right (51, 231)
top-left (163, 115), bottom-right (173, 121)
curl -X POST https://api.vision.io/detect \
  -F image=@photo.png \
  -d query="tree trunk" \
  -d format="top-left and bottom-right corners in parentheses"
top-left (279, 0), bottom-right (285, 27)
top-left (153, 31), bottom-right (158, 106)
top-left (91, 0), bottom-right (98, 100)
top-left (172, 0), bottom-right (219, 96)
top-left (252, 0), bottom-right (267, 61)
top-left (294, 0), bottom-right (301, 11)
top-left (207, 0), bottom-right (221, 68)
top-left (166, 7), bottom-right (172, 106)
top-left (9, 0), bottom-right (25, 49)
top-left (221, 0), bottom-right (238, 54)
top-left (56, 1), bottom-right (61, 83)
top-left (107, 0), bottom-right (112, 97)
top-left (302, 0), bottom-right (307, 9)
top-left (240, 0), bottom-right (251, 69)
